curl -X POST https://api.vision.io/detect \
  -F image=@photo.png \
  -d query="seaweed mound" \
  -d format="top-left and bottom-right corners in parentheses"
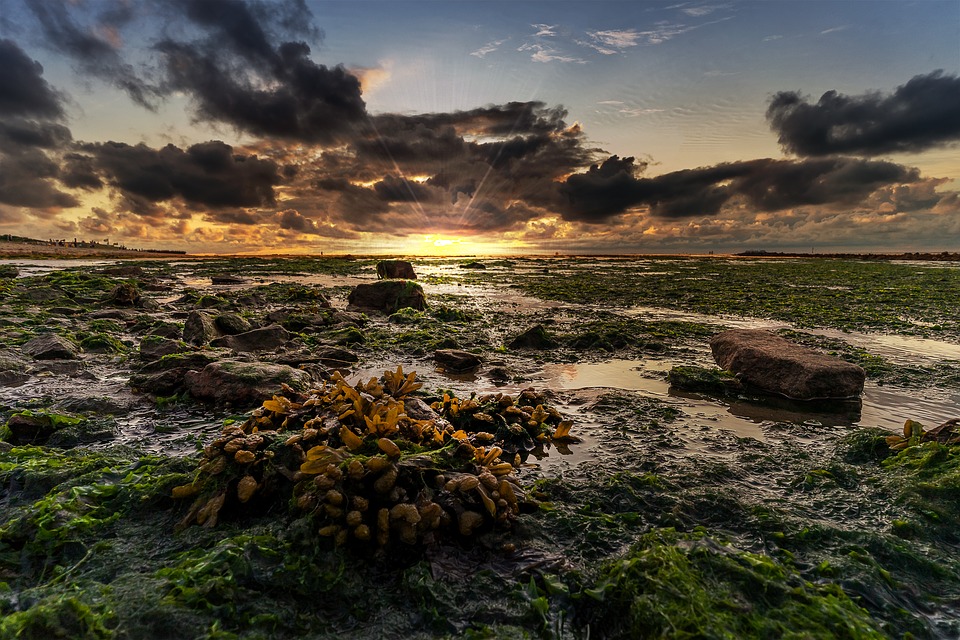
top-left (174, 367), bottom-right (577, 548)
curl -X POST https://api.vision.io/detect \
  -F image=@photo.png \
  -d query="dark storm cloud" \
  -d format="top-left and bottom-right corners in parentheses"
top-left (77, 140), bottom-right (282, 210)
top-left (370, 102), bottom-right (569, 138)
top-left (23, 0), bottom-right (159, 109)
top-left (559, 155), bottom-right (920, 222)
top-left (0, 39), bottom-right (65, 118)
top-left (767, 70), bottom-right (960, 156)
top-left (373, 176), bottom-right (439, 203)
top-left (155, 0), bottom-right (366, 143)
top-left (0, 39), bottom-right (79, 209)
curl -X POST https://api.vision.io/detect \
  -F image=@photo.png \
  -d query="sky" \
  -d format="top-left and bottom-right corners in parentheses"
top-left (0, 0), bottom-right (958, 255)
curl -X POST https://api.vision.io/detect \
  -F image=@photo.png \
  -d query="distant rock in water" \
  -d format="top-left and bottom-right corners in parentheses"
top-left (710, 329), bottom-right (865, 400)
top-left (376, 260), bottom-right (417, 280)
top-left (347, 280), bottom-right (426, 314)
top-left (211, 275), bottom-right (245, 285)
top-left (460, 261), bottom-right (487, 269)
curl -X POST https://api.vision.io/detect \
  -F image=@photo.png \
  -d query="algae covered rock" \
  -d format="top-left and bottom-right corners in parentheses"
top-left (508, 324), bottom-right (559, 350)
top-left (347, 280), bottom-right (426, 314)
top-left (183, 360), bottom-right (312, 406)
top-left (22, 333), bottom-right (80, 360)
top-left (668, 365), bottom-right (743, 395)
top-left (182, 310), bottom-right (223, 346)
top-left (710, 329), bottom-right (865, 400)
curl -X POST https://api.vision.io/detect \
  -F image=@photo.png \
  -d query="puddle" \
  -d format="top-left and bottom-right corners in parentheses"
top-left (625, 305), bottom-right (960, 366)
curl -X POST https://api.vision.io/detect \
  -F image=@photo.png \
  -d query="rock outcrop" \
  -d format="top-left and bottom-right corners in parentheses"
top-left (376, 259), bottom-right (417, 280)
top-left (347, 280), bottom-right (426, 314)
top-left (183, 361), bottom-right (312, 406)
top-left (22, 334), bottom-right (80, 360)
top-left (710, 329), bottom-right (865, 400)
top-left (209, 325), bottom-right (290, 352)
top-left (434, 349), bottom-right (482, 373)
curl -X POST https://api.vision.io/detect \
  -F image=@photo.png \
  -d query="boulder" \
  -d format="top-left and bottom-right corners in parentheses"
top-left (104, 282), bottom-right (142, 307)
top-left (376, 259), bottom-right (417, 280)
top-left (434, 349), bottom-right (482, 373)
top-left (0, 349), bottom-right (28, 386)
top-left (347, 280), bottom-right (426, 314)
top-left (460, 261), bottom-right (487, 269)
top-left (508, 325), bottom-right (559, 350)
top-left (209, 325), bottom-right (291, 352)
top-left (22, 334), bottom-right (79, 360)
top-left (101, 265), bottom-right (144, 277)
top-left (215, 312), bottom-right (254, 335)
top-left (183, 310), bottom-right (223, 346)
top-left (139, 336), bottom-right (191, 362)
top-left (184, 361), bottom-right (312, 406)
top-left (710, 329), bottom-right (865, 400)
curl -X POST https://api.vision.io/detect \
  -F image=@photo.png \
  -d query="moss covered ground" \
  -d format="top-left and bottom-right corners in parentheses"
top-left (1, 255), bottom-right (958, 638)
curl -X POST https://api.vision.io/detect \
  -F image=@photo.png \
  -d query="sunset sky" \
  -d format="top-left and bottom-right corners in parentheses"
top-left (1, 0), bottom-right (958, 255)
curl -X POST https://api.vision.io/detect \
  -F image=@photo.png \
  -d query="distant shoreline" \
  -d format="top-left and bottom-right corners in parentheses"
top-left (0, 240), bottom-right (957, 262)
top-left (0, 241), bottom-right (187, 259)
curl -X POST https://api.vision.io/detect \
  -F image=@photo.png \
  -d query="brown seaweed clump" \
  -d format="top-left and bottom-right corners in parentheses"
top-left (172, 366), bottom-right (578, 548)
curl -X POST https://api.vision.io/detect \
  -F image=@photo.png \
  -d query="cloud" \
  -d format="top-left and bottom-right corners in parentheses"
top-left (558, 155), bottom-right (924, 222)
top-left (0, 39), bottom-right (78, 209)
top-left (155, 2), bottom-right (367, 144)
top-left (767, 70), bottom-right (960, 156)
top-left (75, 140), bottom-right (282, 212)
top-left (0, 39), bottom-right (66, 118)
top-left (471, 39), bottom-right (505, 58)
top-left (23, 0), bottom-right (159, 109)
top-left (518, 42), bottom-right (585, 64)
top-left (531, 24), bottom-right (557, 37)
top-left (580, 29), bottom-right (642, 54)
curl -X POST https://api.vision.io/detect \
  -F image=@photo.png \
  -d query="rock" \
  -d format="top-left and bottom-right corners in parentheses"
top-left (376, 259), bottom-right (417, 279)
top-left (215, 312), bottom-right (254, 335)
top-left (104, 282), bottom-right (142, 307)
top-left (22, 286), bottom-right (67, 303)
top-left (347, 280), bottom-right (427, 314)
top-left (210, 325), bottom-right (291, 352)
top-left (922, 418), bottom-right (960, 444)
top-left (101, 265), bottom-right (144, 277)
top-left (145, 324), bottom-right (182, 339)
top-left (434, 349), bottom-right (482, 373)
top-left (184, 361), bottom-right (311, 406)
top-left (183, 310), bottom-right (223, 346)
top-left (667, 366), bottom-right (743, 395)
top-left (710, 329), bottom-right (865, 400)
top-left (508, 325), bottom-right (559, 350)
top-left (486, 366), bottom-right (513, 382)
top-left (0, 265), bottom-right (19, 278)
top-left (211, 275), bottom-right (245, 285)
top-left (22, 334), bottom-right (80, 360)
top-left (88, 309), bottom-right (138, 321)
top-left (274, 346), bottom-right (358, 368)
top-left (460, 261), bottom-right (487, 269)
top-left (4, 410), bottom-right (93, 446)
top-left (139, 336), bottom-right (191, 362)
top-left (0, 349), bottom-right (28, 386)
top-left (403, 397), bottom-right (441, 421)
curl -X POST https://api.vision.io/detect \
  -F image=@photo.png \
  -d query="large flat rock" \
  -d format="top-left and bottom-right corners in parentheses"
top-left (710, 329), bottom-right (865, 400)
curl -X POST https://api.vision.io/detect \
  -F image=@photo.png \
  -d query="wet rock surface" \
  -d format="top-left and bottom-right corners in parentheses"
top-left (22, 333), bottom-right (80, 360)
top-left (183, 360), bottom-right (313, 406)
top-left (376, 259), bottom-right (417, 279)
top-left (710, 328), bottom-right (866, 399)
top-left (434, 348), bottom-right (482, 372)
top-left (347, 279), bottom-right (427, 313)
